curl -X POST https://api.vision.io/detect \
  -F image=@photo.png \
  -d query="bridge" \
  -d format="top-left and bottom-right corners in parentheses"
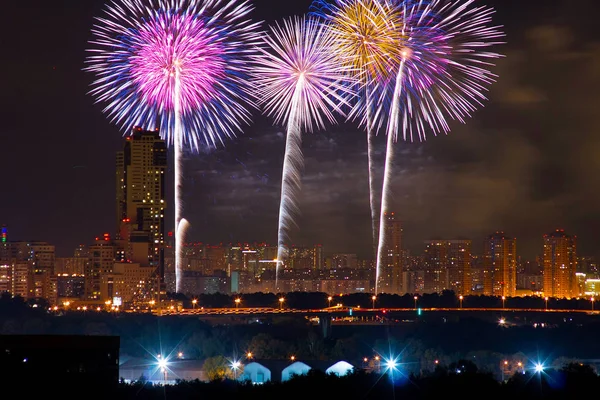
top-left (151, 306), bottom-right (600, 317)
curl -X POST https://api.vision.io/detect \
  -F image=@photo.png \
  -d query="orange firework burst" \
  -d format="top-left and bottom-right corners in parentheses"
top-left (314, 0), bottom-right (406, 83)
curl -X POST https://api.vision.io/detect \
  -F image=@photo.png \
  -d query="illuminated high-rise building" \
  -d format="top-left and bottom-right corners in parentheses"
top-left (543, 229), bottom-right (577, 299)
top-left (379, 212), bottom-right (403, 294)
top-left (423, 241), bottom-right (449, 294)
top-left (448, 240), bottom-right (472, 295)
top-left (86, 235), bottom-right (116, 301)
top-left (116, 127), bottom-right (167, 279)
top-left (2, 242), bottom-right (55, 302)
top-left (483, 232), bottom-right (517, 297)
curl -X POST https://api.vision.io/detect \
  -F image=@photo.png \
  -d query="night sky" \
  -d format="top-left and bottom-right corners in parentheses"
top-left (2, 0), bottom-right (600, 259)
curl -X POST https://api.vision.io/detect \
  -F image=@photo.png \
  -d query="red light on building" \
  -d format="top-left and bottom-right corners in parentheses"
top-left (168, 231), bottom-right (173, 237)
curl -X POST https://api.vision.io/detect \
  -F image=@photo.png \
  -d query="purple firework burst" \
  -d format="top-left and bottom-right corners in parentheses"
top-left (86, 0), bottom-right (261, 149)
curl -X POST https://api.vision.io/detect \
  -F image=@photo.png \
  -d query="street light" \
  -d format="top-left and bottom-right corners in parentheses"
top-left (279, 297), bottom-right (285, 310)
top-left (290, 355), bottom-right (296, 362)
top-left (235, 298), bottom-right (241, 309)
top-left (372, 295), bottom-right (376, 309)
top-left (414, 296), bottom-right (418, 310)
top-left (459, 295), bottom-right (464, 309)
top-left (192, 299), bottom-right (197, 309)
top-left (502, 296), bottom-right (506, 309)
top-left (246, 352), bottom-right (253, 359)
top-left (545, 297), bottom-right (549, 310)
top-left (157, 357), bottom-right (168, 382)
top-left (327, 296), bottom-right (333, 308)
top-left (231, 361), bottom-right (241, 380)
top-left (534, 363), bottom-right (545, 373)
top-left (592, 297), bottom-right (595, 312)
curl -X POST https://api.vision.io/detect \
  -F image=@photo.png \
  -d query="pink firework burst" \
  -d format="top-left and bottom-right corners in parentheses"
top-left (130, 12), bottom-right (226, 113)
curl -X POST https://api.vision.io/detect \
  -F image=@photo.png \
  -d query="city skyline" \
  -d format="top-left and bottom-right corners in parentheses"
top-left (2, 0), bottom-right (600, 261)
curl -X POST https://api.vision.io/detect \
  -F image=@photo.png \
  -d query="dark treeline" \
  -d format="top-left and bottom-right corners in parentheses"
top-left (17, 363), bottom-right (600, 399)
top-left (3, 294), bottom-right (600, 375)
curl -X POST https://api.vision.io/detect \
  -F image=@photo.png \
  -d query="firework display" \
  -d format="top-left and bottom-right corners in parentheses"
top-left (373, 0), bottom-right (504, 294)
top-left (311, 0), bottom-right (405, 259)
top-left (252, 16), bottom-right (354, 282)
top-left (86, 0), bottom-right (261, 292)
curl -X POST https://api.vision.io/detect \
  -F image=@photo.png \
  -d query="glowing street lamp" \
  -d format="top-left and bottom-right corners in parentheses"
top-left (459, 295), bottom-right (464, 309)
top-left (373, 355), bottom-right (381, 373)
top-left (235, 298), bottom-right (241, 310)
top-left (502, 296), bottom-right (506, 309)
top-left (545, 297), bottom-right (549, 310)
top-left (384, 358), bottom-right (398, 372)
top-left (231, 361), bottom-right (241, 380)
top-left (534, 363), bottom-right (544, 373)
top-left (592, 297), bottom-right (595, 312)
top-left (414, 296), bottom-right (418, 310)
top-left (246, 352), bottom-right (253, 359)
top-left (279, 297), bottom-right (285, 310)
top-left (372, 295), bottom-right (376, 309)
top-left (157, 357), bottom-right (168, 382)
top-left (290, 355), bottom-right (296, 362)
top-left (327, 296), bottom-right (333, 308)
top-left (192, 299), bottom-right (198, 309)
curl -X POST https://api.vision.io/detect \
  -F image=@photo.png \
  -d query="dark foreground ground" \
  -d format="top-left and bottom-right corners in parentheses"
top-left (14, 363), bottom-right (600, 400)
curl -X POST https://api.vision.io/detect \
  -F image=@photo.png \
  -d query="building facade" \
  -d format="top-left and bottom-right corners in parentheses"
top-left (483, 232), bottom-right (517, 297)
top-left (543, 229), bottom-right (577, 299)
top-left (379, 212), bottom-right (403, 294)
top-left (116, 127), bottom-right (167, 279)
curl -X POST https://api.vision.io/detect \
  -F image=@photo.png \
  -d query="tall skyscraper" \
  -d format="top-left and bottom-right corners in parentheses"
top-left (423, 241), bottom-right (449, 294)
top-left (448, 240), bottom-right (472, 295)
top-left (483, 232), bottom-right (517, 297)
top-left (543, 229), bottom-right (577, 299)
top-left (116, 127), bottom-right (167, 279)
top-left (379, 212), bottom-right (403, 294)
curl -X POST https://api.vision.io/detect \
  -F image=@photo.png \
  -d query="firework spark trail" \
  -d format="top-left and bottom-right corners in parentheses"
top-left (375, 59), bottom-right (405, 295)
top-left (311, 0), bottom-right (405, 258)
top-left (374, 0), bottom-right (504, 294)
top-left (365, 86), bottom-right (379, 257)
top-left (86, 0), bottom-right (260, 293)
top-left (276, 78), bottom-right (305, 280)
top-left (253, 17), bottom-right (354, 283)
top-left (174, 68), bottom-right (184, 292)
